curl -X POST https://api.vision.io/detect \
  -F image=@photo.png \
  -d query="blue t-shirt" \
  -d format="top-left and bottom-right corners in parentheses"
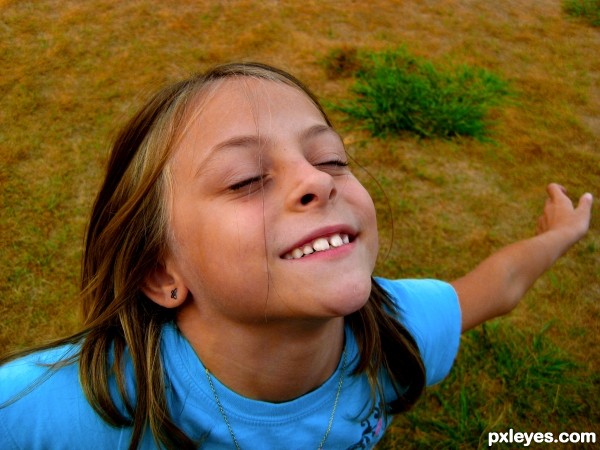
top-left (0, 278), bottom-right (461, 449)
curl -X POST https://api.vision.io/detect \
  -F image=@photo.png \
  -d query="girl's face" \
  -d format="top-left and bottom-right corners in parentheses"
top-left (167, 78), bottom-right (378, 325)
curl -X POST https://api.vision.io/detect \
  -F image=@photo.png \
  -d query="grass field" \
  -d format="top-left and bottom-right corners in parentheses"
top-left (1, 0), bottom-right (598, 448)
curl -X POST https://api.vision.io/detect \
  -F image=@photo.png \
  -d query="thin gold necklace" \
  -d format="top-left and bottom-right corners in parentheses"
top-left (204, 348), bottom-right (347, 450)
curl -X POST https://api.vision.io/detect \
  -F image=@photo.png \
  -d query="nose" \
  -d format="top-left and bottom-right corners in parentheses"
top-left (286, 162), bottom-right (337, 211)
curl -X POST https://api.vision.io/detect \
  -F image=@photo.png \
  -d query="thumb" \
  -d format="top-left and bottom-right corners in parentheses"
top-left (576, 192), bottom-right (594, 214)
top-left (575, 192), bottom-right (593, 234)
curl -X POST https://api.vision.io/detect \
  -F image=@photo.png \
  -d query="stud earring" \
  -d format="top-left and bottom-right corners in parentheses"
top-left (170, 288), bottom-right (178, 300)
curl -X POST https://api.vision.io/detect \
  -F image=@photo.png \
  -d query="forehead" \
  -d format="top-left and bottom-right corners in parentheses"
top-left (173, 77), bottom-right (329, 161)
top-left (196, 77), bottom-right (323, 129)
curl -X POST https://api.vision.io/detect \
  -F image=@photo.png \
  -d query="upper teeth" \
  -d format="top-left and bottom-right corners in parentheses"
top-left (284, 233), bottom-right (350, 260)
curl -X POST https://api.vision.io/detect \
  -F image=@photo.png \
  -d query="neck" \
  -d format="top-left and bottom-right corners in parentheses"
top-left (176, 309), bottom-right (346, 402)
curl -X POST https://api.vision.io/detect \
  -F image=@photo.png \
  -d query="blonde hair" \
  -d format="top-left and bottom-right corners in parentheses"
top-left (1, 63), bottom-right (424, 449)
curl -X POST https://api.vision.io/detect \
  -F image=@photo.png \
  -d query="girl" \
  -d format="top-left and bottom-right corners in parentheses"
top-left (0, 62), bottom-right (593, 450)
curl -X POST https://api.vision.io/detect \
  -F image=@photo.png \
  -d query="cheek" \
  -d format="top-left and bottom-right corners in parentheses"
top-left (352, 182), bottom-right (378, 230)
top-left (354, 184), bottom-right (380, 266)
top-left (172, 201), bottom-right (269, 274)
top-left (170, 211), bottom-right (273, 314)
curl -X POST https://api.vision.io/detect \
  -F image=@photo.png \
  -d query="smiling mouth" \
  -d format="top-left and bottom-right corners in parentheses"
top-left (282, 233), bottom-right (352, 260)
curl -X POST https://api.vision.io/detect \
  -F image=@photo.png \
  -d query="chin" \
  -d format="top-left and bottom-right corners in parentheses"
top-left (323, 276), bottom-right (373, 317)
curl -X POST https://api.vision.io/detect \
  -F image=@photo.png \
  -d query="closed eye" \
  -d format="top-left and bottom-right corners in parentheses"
top-left (229, 175), bottom-right (264, 191)
top-left (315, 160), bottom-right (349, 168)
top-left (315, 160), bottom-right (349, 174)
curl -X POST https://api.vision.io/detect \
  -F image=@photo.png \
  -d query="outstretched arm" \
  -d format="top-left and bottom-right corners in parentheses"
top-left (452, 183), bottom-right (593, 332)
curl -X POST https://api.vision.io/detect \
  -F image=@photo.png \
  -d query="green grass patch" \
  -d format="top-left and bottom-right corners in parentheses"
top-left (563, 0), bottom-right (600, 26)
top-left (333, 48), bottom-right (510, 140)
top-left (379, 321), bottom-right (596, 449)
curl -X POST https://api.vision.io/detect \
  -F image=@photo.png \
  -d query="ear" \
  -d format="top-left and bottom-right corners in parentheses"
top-left (141, 259), bottom-right (188, 309)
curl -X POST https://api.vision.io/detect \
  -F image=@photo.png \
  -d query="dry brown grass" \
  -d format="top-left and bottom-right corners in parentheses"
top-left (1, 0), bottom-right (598, 446)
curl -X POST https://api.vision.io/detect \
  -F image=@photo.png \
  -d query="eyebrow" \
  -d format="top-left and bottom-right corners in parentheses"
top-left (211, 135), bottom-right (261, 153)
top-left (210, 123), bottom-right (341, 154)
top-left (298, 123), bottom-right (340, 142)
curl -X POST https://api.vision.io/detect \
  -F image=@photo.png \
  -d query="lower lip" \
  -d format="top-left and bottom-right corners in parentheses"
top-left (282, 241), bottom-right (355, 261)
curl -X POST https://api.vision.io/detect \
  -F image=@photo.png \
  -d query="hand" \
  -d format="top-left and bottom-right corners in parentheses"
top-left (455, 183), bottom-right (593, 332)
top-left (536, 183), bottom-right (593, 247)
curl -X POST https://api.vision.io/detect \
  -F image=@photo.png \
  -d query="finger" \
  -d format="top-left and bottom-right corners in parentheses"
top-left (546, 183), bottom-right (568, 201)
top-left (543, 195), bottom-right (560, 216)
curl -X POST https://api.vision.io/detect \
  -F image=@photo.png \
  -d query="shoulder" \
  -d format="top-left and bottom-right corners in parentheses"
top-left (374, 278), bottom-right (461, 329)
top-left (0, 345), bottom-right (131, 449)
top-left (0, 345), bottom-right (81, 401)
top-left (374, 277), bottom-right (462, 385)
